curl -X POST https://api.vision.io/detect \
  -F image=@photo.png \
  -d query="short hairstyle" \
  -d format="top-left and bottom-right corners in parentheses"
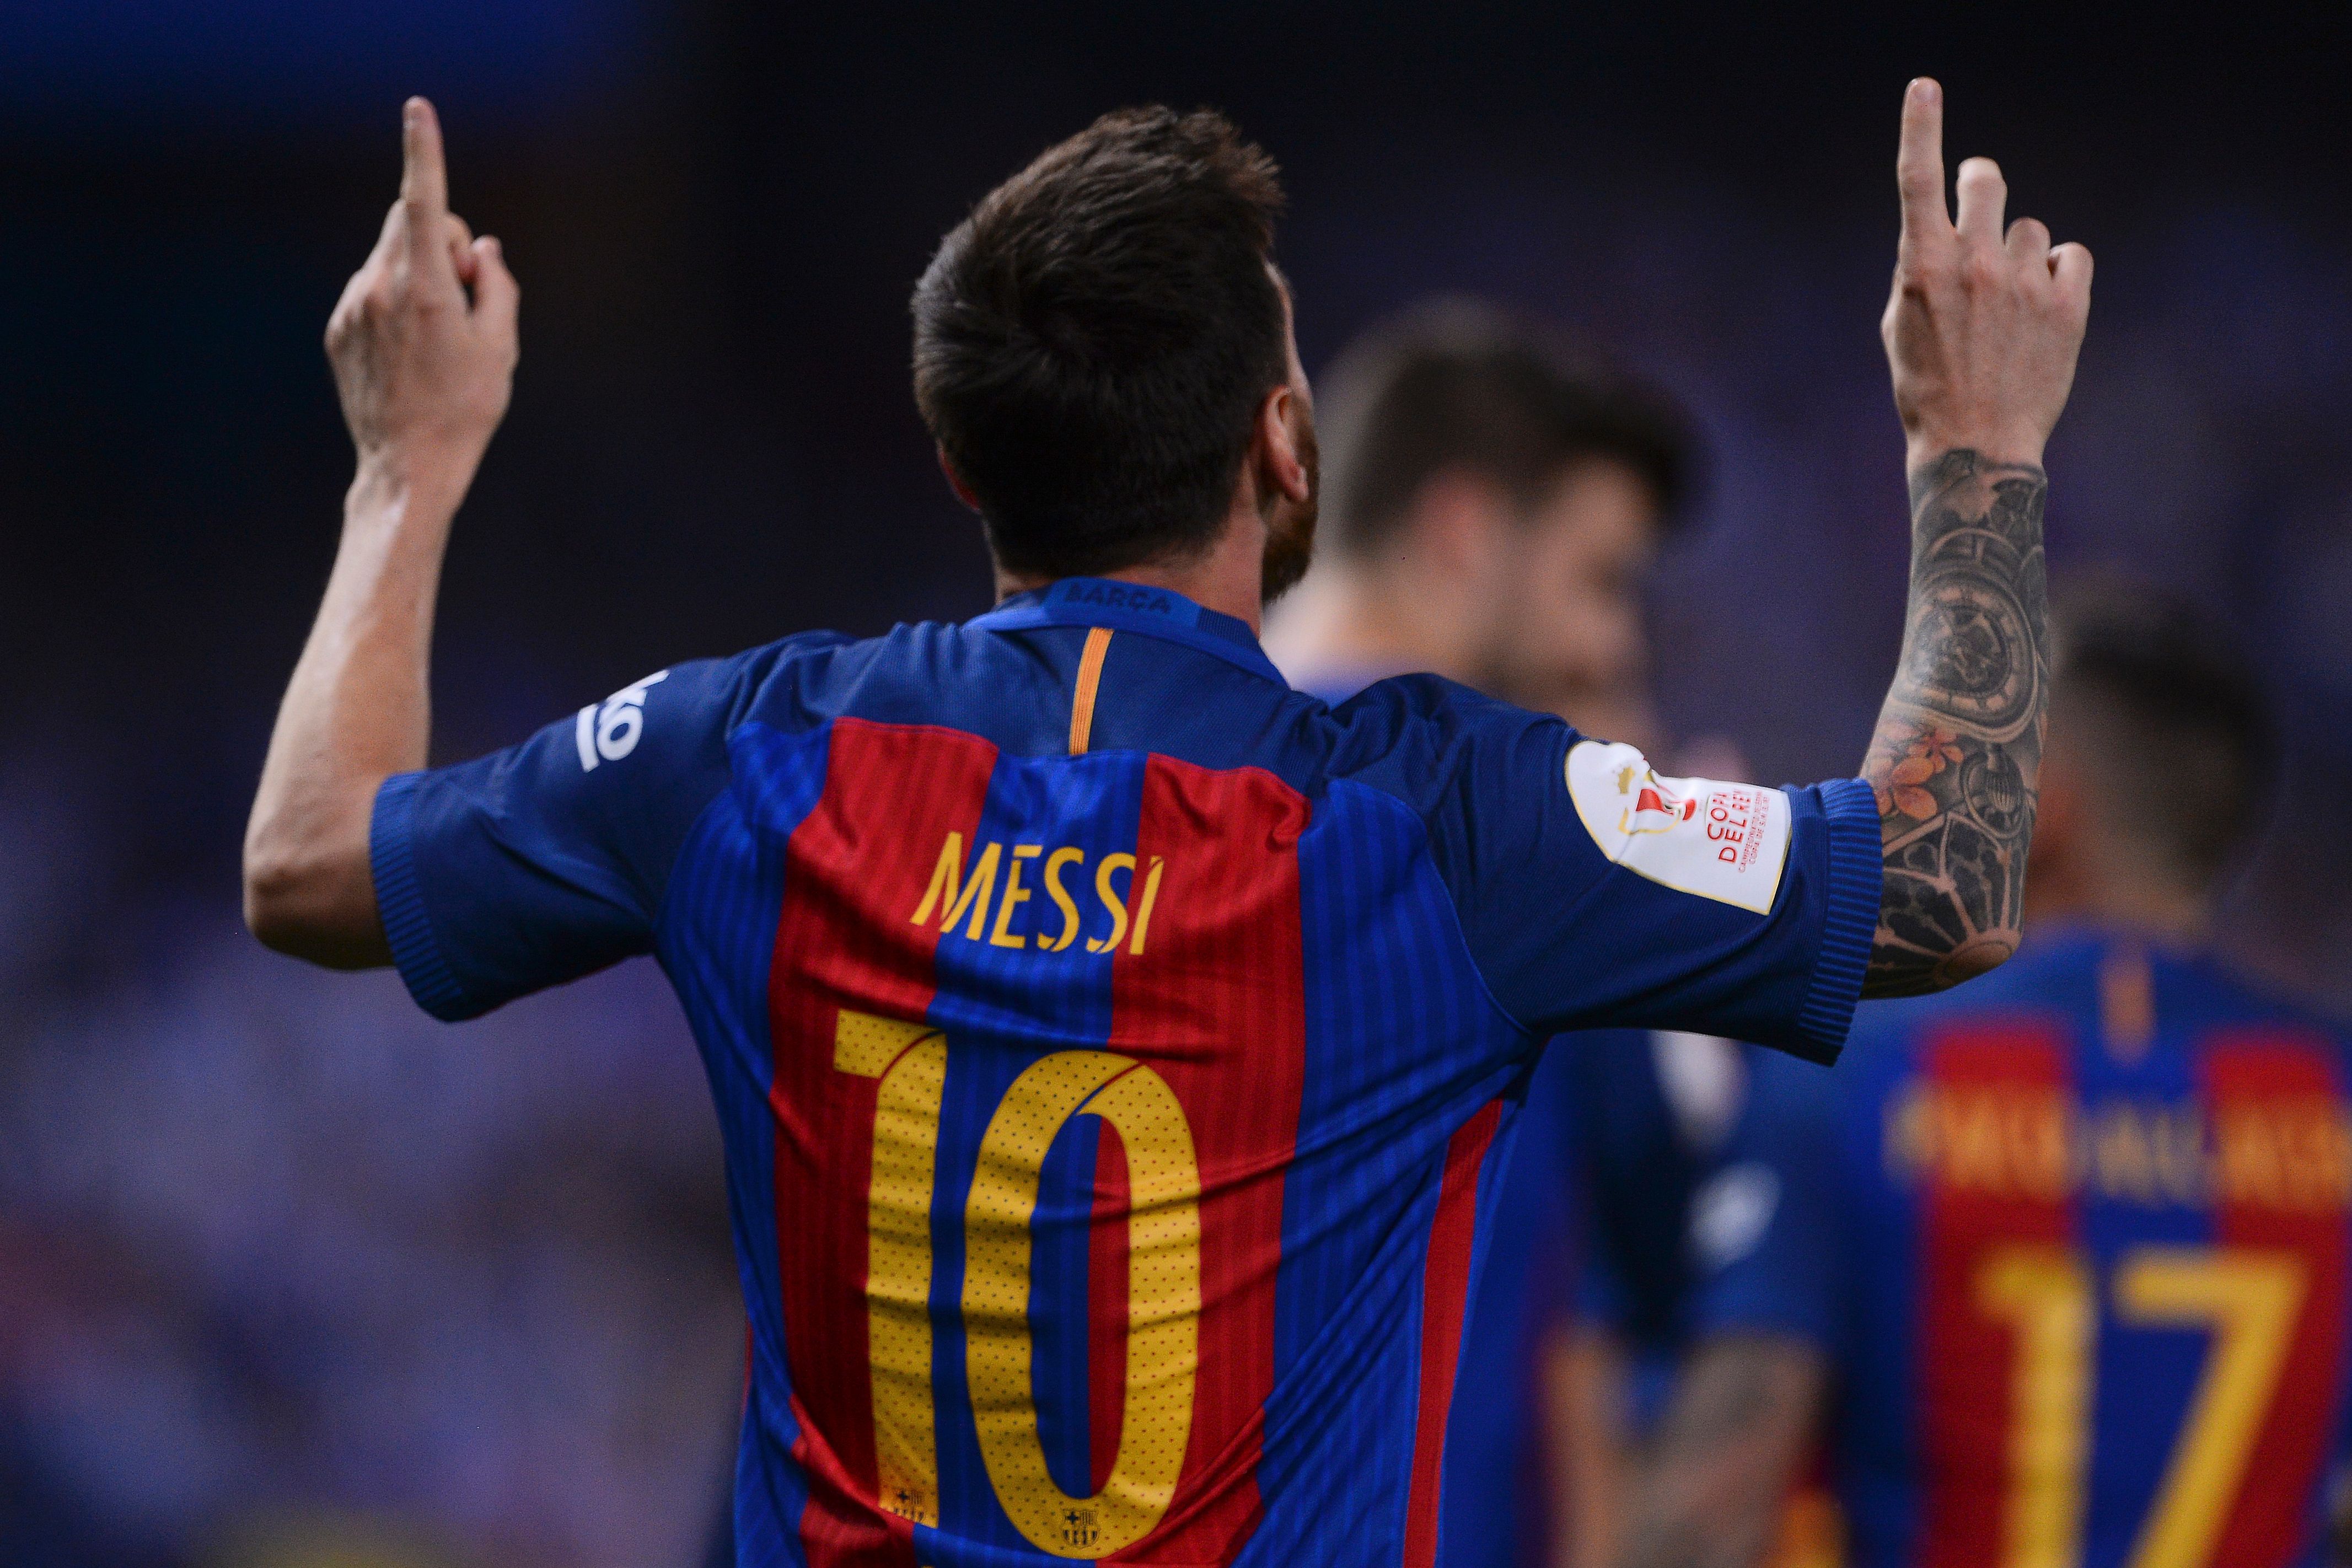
top-left (1315, 299), bottom-right (1693, 559)
top-left (2052, 581), bottom-right (2277, 892)
top-left (911, 107), bottom-right (1290, 579)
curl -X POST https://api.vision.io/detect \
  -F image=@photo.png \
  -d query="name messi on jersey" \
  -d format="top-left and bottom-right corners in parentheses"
top-left (907, 831), bottom-right (1166, 955)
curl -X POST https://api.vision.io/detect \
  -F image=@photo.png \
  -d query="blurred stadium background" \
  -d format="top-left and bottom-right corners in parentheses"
top-left (2, 3), bottom-right (2347, 1563)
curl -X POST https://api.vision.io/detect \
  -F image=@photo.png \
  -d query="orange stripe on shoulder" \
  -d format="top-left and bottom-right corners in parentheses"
top-left (1069, 626), bottom-right (1113, 755)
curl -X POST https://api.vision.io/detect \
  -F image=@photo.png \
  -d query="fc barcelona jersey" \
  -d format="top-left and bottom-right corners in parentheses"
top-left (369, 579), bottom-right (1881, 1568)
top-left (1715, 929), bottom-right (2352, 1568)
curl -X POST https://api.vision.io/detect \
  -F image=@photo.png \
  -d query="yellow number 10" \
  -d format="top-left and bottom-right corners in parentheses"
top-left (834, 1008), bottom-right (1204, 1558)
top-left (1977, 1243), bottom-right (2305, 1568)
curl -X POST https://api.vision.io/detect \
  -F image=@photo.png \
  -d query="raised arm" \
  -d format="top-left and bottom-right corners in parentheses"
top-left (1861, 80), bottom-right (2090, 996)
top-left (243, 99), bottom-right (518, 965)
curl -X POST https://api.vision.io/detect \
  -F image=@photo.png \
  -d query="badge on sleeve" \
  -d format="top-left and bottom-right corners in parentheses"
top-left (1565, 740), bottom-right (1791, 914)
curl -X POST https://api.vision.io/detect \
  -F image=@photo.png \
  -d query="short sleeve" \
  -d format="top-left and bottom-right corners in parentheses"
top-left (1684, 1048), bottom-right (1844, 1350)
top-left (369, 640), bottom-right (830, 1021)
top-left (1419, 690), bottom-right (1882, 1064)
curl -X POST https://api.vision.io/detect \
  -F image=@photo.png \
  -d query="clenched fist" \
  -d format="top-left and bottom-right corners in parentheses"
top-left (1882, 79), bottom-right (2090, 469)
top-left (326, 98), bottom-right (519, 482)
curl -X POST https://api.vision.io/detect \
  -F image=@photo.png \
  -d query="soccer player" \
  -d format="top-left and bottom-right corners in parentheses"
top-left (1259, 300), bottom-right (1781, 1568)
top-left (1625, 587), bottom-right (2352, 1568)
top-left (1262, 298), bottom-right (1688, 743)
top-left (243, 82), bottom-right (2088, 1568)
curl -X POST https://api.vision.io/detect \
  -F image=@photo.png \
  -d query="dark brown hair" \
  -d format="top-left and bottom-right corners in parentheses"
top-left (2053, 579), bottom-right (2277, 890)
top-left (912, 107), bottom-right (1288, 578)
top-left (1316, 298), bottom-right (1691, 558)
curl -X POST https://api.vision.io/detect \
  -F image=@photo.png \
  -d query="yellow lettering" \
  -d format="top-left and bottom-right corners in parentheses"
top-left (1127, 856), bottom-right (1165, 955)
top-left (836, 1019), bottom-right (1210, 1552)
top-left (834, 1009), bottom-right (949, 1526)
top-left (964, 1051), bottom-right (1200, 1555)
top-left (990, 845), bottom-right (1043, 949)
top-left (2213, 1100), bottom-right (2352, 1213)
top-left (2117, 1249), bottom-right (2305, 1568)
top-left (944, 841), bottom-right (1002, 941)
top-left (1969, 1243), bottom-right (2312, 1568)
top-left (2013, 1093), bottom-right (2073, 1201)
top-left (1905, 1092), bottom-right (2352, 1212)
top-left (1945, 1094), bottom-right (2009, 1192)
top-left (1087, 853), bottom-right (1135, 954)
top-left (1978, 1246), bottom-right (2094, 1568)
top-left (1041, 847), bottom-right (1084, 953)
top-left (910, 831), bottom-right (965, 927)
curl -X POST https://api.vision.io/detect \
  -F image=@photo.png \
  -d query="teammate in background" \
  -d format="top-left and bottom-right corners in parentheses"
top-left (1262, 299), bottom-right (1688, 745)
top-left (1261, 304), bottom-right (1797, 1568)
top-left (243, 84), bottom-right (2088, 1567)
top-left (1631, 586), bottom-right (2352, 1568)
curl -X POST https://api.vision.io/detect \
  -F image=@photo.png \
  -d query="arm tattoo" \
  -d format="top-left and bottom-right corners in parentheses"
top-left (1862, 449), bottom-right (2049, 996)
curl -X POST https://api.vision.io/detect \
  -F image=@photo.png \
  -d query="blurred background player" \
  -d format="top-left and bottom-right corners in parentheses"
top-left (1263, 302), bottom-right (1823, 1568)
top-left (1630, 583), bottom-right (2352, 1568)
top-left (1264, 298), bottom-right (1686, 747)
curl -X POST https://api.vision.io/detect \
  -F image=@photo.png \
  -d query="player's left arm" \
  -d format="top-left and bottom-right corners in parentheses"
top-left (1858, 448), bottom-right (2050, 996)
top-left (1610, 1335), bottom-right (1827, 1568)
top-left (243, 99), bottom-right (518, 966)
top-left (1859, 80), bottom-right (2090, 996)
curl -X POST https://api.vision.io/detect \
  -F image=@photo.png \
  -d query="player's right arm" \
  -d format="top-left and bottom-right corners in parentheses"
top-left (243, 99), bottom-right (518, 966)
top-left (1861, 79), bottom-right (2091, 996)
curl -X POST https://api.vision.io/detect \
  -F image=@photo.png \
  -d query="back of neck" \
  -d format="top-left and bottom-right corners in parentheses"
top-left (995, 507), bottom-right (1270, 633)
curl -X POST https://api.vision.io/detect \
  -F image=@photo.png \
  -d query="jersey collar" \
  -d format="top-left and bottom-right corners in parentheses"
top-left (969, 577), bottom-right (1288, 687)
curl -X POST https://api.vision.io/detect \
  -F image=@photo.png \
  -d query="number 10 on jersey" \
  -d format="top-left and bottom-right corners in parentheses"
top-left (833, 1007), bottom-right (1205, 1558)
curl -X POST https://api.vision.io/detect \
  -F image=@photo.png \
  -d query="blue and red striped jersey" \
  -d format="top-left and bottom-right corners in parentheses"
top-left (1714, 928), bottom-right (2352, 1568)
top-left (369, 579), bottom-right (1881, 1568)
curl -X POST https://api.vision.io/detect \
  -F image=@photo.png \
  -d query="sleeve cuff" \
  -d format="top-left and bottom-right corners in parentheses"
top-left (370, 771), bottom-right (475, 1022)
top-left (1791, 777), bottom-right (1882, 1064)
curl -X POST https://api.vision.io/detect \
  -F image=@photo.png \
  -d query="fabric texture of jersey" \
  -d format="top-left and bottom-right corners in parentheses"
top-left (1715, 927), bottom-right (2352, 1568)
top-left (370, 579), bottom-right (1881, 1568)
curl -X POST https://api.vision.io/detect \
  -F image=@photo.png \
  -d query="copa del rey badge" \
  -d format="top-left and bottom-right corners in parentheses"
top-left (1564, 740), bottom-right (1792, 915)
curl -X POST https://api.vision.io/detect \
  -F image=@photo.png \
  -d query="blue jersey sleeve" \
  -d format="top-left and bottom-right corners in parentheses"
top-left (1358, 680), bottom-right (1881, 1064)
top-left (369, 637), bottom-right (839, 1021)
top-left (1684, 1046), bottom-right (1844, 1350)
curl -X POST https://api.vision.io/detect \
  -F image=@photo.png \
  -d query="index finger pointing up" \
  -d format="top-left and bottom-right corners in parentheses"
top-left (400, 97), bottom-right (448, 228)
top-left (1897, 78), bottom-right (1949, 245)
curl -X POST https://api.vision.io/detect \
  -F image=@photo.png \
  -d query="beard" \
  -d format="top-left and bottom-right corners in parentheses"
top-left (1259, 415), bottom-right (1320, 605)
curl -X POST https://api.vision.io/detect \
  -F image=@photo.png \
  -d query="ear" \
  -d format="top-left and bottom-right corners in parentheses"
top-left (937, 444), bottom-right (981, 513)
top-left (1250, 385), bottom-right (1311, 507)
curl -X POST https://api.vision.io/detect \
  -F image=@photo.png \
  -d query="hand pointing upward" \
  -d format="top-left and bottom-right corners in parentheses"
top-left (1882, 78), bottom-right (2091, 471)
top-left (325, 97), bottom-right (520, 485)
